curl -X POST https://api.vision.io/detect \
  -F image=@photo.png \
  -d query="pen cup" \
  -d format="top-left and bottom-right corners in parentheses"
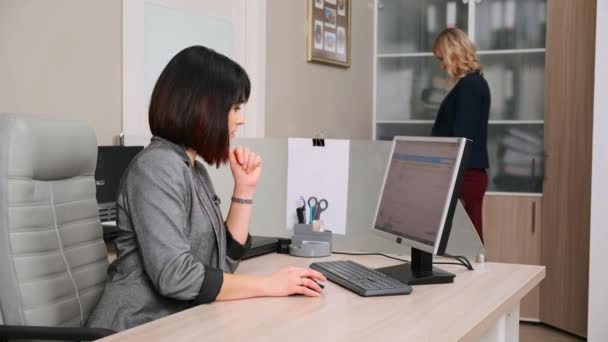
top-left (289, 224), bottom-right (332, 258)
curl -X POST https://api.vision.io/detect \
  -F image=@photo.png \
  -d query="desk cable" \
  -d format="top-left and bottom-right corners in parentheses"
top-left (437, 253), bottom-right (474, 270)
top-left (331, 251), bottom-right (474, 271)
top-left (331, 251), bottom-right (410, 263)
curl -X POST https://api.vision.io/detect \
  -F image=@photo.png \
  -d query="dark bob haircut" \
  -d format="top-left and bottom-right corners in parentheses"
top-left (149, 45), bottom-right (250, 166)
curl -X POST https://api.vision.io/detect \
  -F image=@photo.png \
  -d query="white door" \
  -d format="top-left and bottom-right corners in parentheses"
top-left (122, 0), bottom-right (265, 145)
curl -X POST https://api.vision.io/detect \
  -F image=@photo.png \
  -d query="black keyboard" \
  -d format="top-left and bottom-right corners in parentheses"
top-left (310, 260), bottom-right (412, 297)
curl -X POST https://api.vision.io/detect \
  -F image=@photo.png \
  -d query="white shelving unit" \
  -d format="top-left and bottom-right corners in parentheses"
top-left (373, 0), bottom-right (547, 193)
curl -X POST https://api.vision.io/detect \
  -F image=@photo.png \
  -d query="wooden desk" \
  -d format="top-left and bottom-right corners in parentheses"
top-left (98, 254), bottom-right (545, 342)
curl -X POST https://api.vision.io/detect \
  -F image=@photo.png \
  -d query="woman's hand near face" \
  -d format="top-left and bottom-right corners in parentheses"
top-left (225, 146), bottom-right (261, 245)
top-left (229, 146), bottom-right (262, 195)
top-left (262, 267), bottom-right (327, 297)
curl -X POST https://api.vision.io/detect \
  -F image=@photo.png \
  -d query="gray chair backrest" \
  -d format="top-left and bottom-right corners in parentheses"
top-left (0, 114), bottom-right (108, 328)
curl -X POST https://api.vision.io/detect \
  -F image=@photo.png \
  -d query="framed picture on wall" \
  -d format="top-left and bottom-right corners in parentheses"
top-left (307, 0), bottom-right (351, 68)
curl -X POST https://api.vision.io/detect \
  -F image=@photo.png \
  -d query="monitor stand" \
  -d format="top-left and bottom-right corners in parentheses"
top-left (375, 247), bottom-right (455, 285)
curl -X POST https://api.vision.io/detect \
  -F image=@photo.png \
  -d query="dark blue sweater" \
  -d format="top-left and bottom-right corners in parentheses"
top-left (431, 70), bottom-right (490, 169)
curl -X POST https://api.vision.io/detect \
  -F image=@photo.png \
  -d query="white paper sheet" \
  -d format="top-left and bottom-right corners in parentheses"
top-left (286, 138), bottom-right (350, 235)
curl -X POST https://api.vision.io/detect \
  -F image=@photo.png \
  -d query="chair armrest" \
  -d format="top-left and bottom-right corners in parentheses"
top-left (0, 324), bottom-right (115, 341)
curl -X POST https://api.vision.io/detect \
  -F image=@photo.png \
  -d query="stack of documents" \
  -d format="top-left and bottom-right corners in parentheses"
top-left (493, 128), bottom-right (544, 192)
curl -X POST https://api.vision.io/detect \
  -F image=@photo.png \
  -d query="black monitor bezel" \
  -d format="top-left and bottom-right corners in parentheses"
top-left (371, 136), bottom-right (471, 255)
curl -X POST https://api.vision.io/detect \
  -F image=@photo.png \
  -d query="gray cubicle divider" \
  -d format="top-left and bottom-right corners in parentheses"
top-left (206, 138), bottom-right (485, 259)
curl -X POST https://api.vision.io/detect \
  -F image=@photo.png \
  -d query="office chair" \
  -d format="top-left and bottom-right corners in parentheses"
top-left (0, 114), bottom-right (115, 341)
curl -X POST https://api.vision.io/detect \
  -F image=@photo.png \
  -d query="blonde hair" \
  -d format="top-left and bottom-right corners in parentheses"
top-left (433, 28), bottom-right (482, 78)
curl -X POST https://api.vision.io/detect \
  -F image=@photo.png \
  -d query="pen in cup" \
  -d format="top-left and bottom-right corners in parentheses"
top-left (296, 207), bottom-right (305, 224)
top-left (296, 197), bottom-right (306, 224)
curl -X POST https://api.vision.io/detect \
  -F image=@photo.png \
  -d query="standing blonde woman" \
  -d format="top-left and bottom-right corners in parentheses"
top-left (431, 28), bottom-right (490, 243)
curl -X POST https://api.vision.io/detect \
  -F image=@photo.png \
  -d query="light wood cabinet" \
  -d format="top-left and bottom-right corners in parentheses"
top-left (539, 0), bottom-right (596, 337)
top-left (483, 194), bottom-right (542, 321)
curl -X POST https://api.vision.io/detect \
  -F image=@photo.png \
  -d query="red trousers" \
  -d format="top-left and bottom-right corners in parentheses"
top-left (459, 169), bottom-right (488, 243)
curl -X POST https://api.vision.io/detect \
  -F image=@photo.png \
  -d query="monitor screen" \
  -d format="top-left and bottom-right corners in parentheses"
top-left (373, 137), bottom-right (466, 254)
top-left (94, 146), bottom-right (143, 204)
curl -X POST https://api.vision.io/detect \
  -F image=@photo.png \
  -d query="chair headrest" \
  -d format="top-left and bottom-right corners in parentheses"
top-left (0, 114), bottom-right (98, 181)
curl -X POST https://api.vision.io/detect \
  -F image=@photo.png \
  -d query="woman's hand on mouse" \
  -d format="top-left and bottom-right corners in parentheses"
top-left (229, 146), bottom-right (262, 196)
top-left (262, 266), bottom-right (327, 297)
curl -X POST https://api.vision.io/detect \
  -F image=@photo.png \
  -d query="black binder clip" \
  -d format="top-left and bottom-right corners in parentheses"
top-left (312, 132), bottom-right (325, 147)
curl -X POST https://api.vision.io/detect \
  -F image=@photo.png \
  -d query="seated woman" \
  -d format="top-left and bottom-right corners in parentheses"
top-left (87, 46), bottom-right (326, 331)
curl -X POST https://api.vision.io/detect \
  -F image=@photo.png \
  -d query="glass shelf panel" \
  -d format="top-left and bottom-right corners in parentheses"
top-left (475, 0), bottom-right (547, 50)
top-left (376, 123), bottom-right (544, 193)
top-left (377, 53), bottom-right (545, 123)
top-left (375, 123), bottom-right (433, 141)
top-left (479, 52), bottom-right (545, 121)
top-left (487, 123), bottom-right (544, 193)
top-left (376, 56), bottom-right (452, 121)
top-left (377, 0), bottom-right (468, 54)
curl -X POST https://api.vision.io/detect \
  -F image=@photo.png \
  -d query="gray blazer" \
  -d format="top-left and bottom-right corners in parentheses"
top-left (87, 137), bottom-right (249, 331)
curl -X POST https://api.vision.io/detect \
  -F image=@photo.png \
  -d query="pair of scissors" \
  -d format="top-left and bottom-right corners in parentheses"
top-left (307, 196), bottom-right (329, 223)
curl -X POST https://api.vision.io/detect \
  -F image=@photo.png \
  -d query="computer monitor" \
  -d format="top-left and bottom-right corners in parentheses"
top-left (372, 136), bottom-right (471, 285)
top-left (94, 146), bottom-right (144, 222)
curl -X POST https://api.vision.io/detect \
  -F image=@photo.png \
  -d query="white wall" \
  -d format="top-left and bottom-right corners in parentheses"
top-left (264, 0), bottom-right (374, 139)
top-left (0, 0), bottom-right (122, 145)
top-left (122, 0), bottom-right (266, 141)
top-left (588, 1), bottom-right (608, 341)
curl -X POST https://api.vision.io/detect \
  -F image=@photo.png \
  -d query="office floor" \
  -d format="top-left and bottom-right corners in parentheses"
top-left (520, 322), bottom-right (585, 342)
